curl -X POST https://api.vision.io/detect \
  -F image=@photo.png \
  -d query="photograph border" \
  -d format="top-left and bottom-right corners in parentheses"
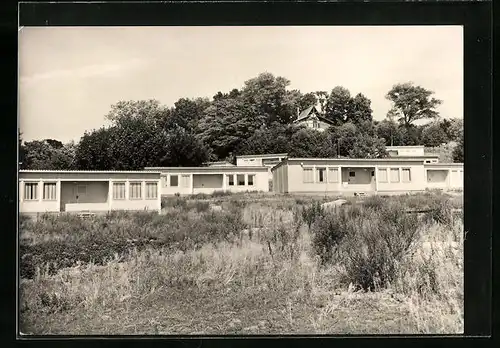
top-left (5, 0), bottom-right (493, 343)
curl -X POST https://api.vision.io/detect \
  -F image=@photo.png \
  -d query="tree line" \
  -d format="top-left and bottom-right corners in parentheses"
top-left (19, 72), bottom-right (464, 170)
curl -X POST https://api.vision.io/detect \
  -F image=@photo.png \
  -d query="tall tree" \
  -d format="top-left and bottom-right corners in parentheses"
top-left (314, 91), bottom-right (329, 115)
top-left (21, 139), bottom-right (75, 170)
top-left (239, 72), bottom-right (296, 125)
top-left (324, 86), bottom-right (352, 125)
top-left (105, 99), bottom-right (169, 128)
top-left (171, 97), bottom-right (211, 132)
top-left (421, 121), bottom-right (449, 147)
top-left (329, 122), bottom-right (387, 158)
top-left (385, 82), bottom-right (442, 128)
top-left (348, 93), bottom-right (373, 124)
top-left (452, 133), bottom-right (464, 163)
top-left (198, 97), bottom-right (258, 160)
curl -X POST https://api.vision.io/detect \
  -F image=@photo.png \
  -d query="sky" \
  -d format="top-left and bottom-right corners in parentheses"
top-left (19, 26), bottom-right (463, 143)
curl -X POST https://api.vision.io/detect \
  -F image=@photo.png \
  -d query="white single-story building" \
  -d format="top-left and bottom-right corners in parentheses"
top-left (144, 166), bottom-right (270, 196)
top-left (235, 153), bottom-right (288, 184)
top-left (271, 157), bottom-right (463, 195)
top-left (19, 170), bottom-right (162, 214)
top-left (386, 145), bottom-right (439, 164)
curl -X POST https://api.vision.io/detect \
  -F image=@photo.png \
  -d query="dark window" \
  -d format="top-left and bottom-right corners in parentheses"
top-left (317, 168), bottom-right (325, 183)
top-left (349, 171), bottom-right (356, 177)
top-left (237, 174), bottom-right (245, 186)
top-left (170, 175), bottom-right (178, 187)
top-left (371, 171), bottom-right (374, 177)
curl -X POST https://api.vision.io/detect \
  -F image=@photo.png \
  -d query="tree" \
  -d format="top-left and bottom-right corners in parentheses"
top-left (349, 93), bottom-right (373, 124)
top-left (421, 121), bottom-right (449, 147)
top-left (160, 126), bottom-right (211, 167)
top-left (385, 82), bottom-right (442, 128)
top-left (375, 119), bottom-right (404, 146)
top-left (198, 97), bottom-right (259, 160)
top-left (288, 127), bottom-right (337, 158)
top-left (314, 91), bottom-right (329, 115)
top-left (21, 139), bottom-right (75, 170)
top-left (170, 97), bottom-right (211, 132)
top-left (239, 72), bottom-right (297, 125)
top-left (75, 128), bottom-right (117, 170)
top-left (445, 118), bottom-right (464, 142)
top-left (105, 99), bottom-right (169, 129)
top-left (237, 122), bottom-right (299, 155)
top-left (329, 122), bottom-right (387, 158)
top-left (324, 86), bottom-right (352, 125)
top-left (452, 133), bottom-right (464, 163)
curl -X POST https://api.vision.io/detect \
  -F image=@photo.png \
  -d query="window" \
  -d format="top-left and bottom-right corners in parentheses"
top-left (227, 174), bottom-right (234, 186)
top-left (43, 182), bottom-right (57, 200)
top-left (146, 182), bottom-right (158, 199)
top-left (402, 168), bottom-right (411, 183)
top-left (371, 171), bottom-right (375, 177)
top-left (162, 176), bottom-right (168, 187)
top-left (247, 174), bottom-right (254, 186)
top-left (378, 168), bottom-right (388, 183)
top-left (113, 182), bottom-right (126, 200)
top-left (390, 168), bottom-right (400, 183)
top-left (349, 171), bottom-right (356, 177)
top-left (181, 175), bottom-right (190, 188)
top-left (425, 160), bottom-right (431, 164)
top-left (24, 182), bottom-right (38, 200)
top-left (317, 168), bottom-right (326, 183)
top-left (303, 168), bottom-right (314, 183)
top-left (129, 182), bottom-right (142, 199)
top-left (170, 175), bottom-right (178, 187)
top-left (328, 168), bottom-right (339, 183)
top-left (237, 174), bottom-right (245, 186)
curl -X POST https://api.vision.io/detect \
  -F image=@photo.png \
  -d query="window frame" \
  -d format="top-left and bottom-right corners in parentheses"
top-left (227, 174), bottom-right (234, 186)
top-left (378, 168), bottom-right (388, 183)
top-left (181, 175), bottom-right (190, 188)
top-left (303, 167), bottom-right (314, 183)
top-left (170, 175), bottom-right (179, 187)
top-left (43, 182), bottom-right (57, 201)
top-left (349, 171), bottom-right (356, 178)
top-left (402, 168), bottom-right (411, 183)
top-left (237, 174), bottom-right (245, 186)
top-left (328, 167), bottom-right (339, 183)
top-left (129, 182), bottom-right (143, 200)
top-left (390, 168), bottom-right (400, 183)
top-left (24, 182), bottom-right (39, 201)
top-left (113, 182), bottom-right (126, 200)
top-left (145, 182), bottom-right (158, 200)
top-left (316, 167), bottom-right (326, 183)
top-left (247, 174), bottom-right (255, 186)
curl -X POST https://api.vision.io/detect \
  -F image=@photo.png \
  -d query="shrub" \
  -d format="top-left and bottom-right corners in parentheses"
top-left (362, 195), bottom-right (386, 210)
top-left (340, 204), bottom-right (420, 290)
top-left (301, 201), bottom-right (325, 229)
top-left (211, 190), bottom-right (232, 198)
top-left (310, 210), bottom-right (351, 264)
top-left (192, 201), bottom-right (210, 213)
top-left (425, 198), bottom-right (453, 226)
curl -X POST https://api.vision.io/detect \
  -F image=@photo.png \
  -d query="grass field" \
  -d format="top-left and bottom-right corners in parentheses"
top-left (19, 191), bottom-right (464, 335)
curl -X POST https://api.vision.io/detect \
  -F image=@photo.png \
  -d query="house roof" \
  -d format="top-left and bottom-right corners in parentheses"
top-left (144, 166), bottom-right (269, 173)
top-left (424, 163), bottom-right (464, 168)
top-left (294, 105), bottom-right (335, 126)
top-left (271, 156), bottom-right (435, 172)
top-left (19, 169), bottom-right (162, 174)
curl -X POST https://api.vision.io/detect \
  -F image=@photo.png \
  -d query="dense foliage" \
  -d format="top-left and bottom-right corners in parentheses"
top-left (19, 73), bottom-right (463, 169)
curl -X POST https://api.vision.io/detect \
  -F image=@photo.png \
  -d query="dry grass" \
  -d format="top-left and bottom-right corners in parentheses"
top-left (19, 192), bottom-right (463, 335)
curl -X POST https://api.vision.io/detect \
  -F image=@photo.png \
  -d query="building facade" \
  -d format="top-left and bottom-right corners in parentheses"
top-left (19, 170), bottom-right (162, 214)
top-left (272, 157), bottom-right (463, 195)
top-left (293, 105), bottom-right (334, 131)
top-left (144, 166), bottom-right (269, 196)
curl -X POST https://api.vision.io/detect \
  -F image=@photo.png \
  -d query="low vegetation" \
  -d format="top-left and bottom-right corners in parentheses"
top-left (19, 191), bottom-right (463, 335)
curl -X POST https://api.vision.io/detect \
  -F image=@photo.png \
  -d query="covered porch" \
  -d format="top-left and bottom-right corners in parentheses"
top-left (60, 181), bottom-right (110, 212)
top-left (340, 166), bottom-right (376, 192)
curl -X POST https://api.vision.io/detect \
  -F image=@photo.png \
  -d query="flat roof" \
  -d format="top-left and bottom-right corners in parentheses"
top-left (235, 153), bottom-right (288, 159)
top-left (144, 166), bottom-right (269, 172)
top-left (424, 163), bottom-right (464, 168)
top-left (386, 145), bottom-right (425, 148)
top-left (271, 157), bottom-right (433, 171)
top-left (19, 169), bottom-right (162, 174)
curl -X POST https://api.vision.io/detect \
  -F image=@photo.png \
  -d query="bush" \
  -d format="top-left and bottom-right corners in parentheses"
top-left (301, 201), bottom-right (325, 229)
top-left (310, 210), bottom-right (351, 264)
top-left (362, 195), bottom-right (386, 210)
top-left (425, 198), bottom-right (453, 226)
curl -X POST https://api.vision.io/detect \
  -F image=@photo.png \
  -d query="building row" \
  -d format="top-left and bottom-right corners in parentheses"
top-left (19, 145), bottom-right (463, 214)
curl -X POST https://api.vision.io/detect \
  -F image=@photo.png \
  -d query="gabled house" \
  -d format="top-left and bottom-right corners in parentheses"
top-left (293, 105), bottom-right (335, 131)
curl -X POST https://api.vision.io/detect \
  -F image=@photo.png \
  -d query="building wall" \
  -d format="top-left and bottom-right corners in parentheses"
top-left (159, 169), bottom-right (269, 196)
top-left (19, 172), bottom-right (161, 213)
top-left (297, 119), bottom-right (331, 131)
top-left (276, 160), bottom-right (428, 194)
top-left (386, 146), bottom-right (425, 157)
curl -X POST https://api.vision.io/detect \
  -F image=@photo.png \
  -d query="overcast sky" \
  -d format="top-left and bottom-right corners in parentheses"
top-left (19, 26), bottom-right (463, 143)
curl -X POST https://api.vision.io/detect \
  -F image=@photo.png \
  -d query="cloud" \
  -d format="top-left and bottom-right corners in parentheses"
top-left (20, 58), bottom-right (148, 86)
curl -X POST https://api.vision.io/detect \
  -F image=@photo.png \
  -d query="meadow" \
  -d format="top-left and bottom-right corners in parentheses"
top-left (19, 190), bottom-right (464, 335)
